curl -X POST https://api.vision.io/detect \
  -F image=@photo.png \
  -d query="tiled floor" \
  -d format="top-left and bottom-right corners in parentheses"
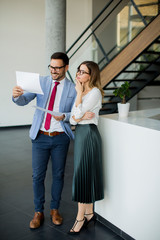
top-left (0, 126), bottom-right (124, 240)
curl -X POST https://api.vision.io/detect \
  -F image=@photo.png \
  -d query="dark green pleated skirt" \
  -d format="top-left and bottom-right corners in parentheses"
top-left (72, 124), bottom-right (104, 203)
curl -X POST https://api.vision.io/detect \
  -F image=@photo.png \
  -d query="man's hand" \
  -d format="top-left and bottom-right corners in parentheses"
top-left (52, 114), bottom-right (65, 121)
top-left (13, 86), bottom-right (23, 98)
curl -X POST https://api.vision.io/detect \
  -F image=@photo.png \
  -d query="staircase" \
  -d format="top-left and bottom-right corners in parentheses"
top-left (101, 16), bottom-right (160, 114)
top-left (66, 0), bottom-right (160, 115)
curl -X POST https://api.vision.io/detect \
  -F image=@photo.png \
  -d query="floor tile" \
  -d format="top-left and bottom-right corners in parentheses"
top-left (0, 127), bottom-right (124, 240)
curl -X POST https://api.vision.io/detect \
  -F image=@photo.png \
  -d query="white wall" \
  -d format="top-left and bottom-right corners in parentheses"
top-left (0, 0), bottom-right (45, 127)
top-left (0, 0), bottom-right (94, 127)
top-left (66, 0), bottom-right (93, 80)
top-left (66, 0), bottom-right (92, 49)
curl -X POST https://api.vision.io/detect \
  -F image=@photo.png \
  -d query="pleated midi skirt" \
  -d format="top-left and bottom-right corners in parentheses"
top-left (72, 124), bottom-right (104, 203)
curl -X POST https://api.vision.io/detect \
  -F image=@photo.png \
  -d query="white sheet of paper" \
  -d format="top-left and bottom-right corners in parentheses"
top-left (16, 71), bottom-right (44, 95)
top-left (32, 106), bottom-right (63, 116)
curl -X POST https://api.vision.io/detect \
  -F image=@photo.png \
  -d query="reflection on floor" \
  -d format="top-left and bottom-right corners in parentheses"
top-left (0, 126), bottom-right (124, 240)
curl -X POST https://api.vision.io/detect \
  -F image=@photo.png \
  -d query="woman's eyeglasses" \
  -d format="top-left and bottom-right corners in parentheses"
top-left (77, 69), bottom-right (90, 75)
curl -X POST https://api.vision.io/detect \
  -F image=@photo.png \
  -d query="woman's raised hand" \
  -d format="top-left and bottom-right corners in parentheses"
top-left (75, 79), bottom-right (84, 94)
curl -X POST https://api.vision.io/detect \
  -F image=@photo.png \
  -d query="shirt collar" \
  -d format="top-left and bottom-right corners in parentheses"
top-left (52, 78), bottom-right (65, 85)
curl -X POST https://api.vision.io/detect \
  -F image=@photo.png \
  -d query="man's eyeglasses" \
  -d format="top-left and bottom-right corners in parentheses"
top-left (77, 69), bottom-right (90, 75)
top-left (48, 65), bottom-right (66, 71)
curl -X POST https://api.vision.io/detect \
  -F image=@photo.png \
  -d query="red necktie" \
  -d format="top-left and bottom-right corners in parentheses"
top-left (44, 81), bottom-right (60, 130)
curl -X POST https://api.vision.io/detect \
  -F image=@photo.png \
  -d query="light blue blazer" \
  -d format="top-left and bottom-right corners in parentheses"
top-left (12, 76), bottom-right (76, 140)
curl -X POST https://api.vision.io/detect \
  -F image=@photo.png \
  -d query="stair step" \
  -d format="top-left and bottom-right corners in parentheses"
top-left (134, 60), bottom-right (160, 65)
top-left (113, 79), bottom-right (147, 82)
top-left (102, 100), bottom-right (118, 104)
top-left (104, 86), bottom-right (137, 90)
top-left (129, 15), bottom-right (154, 22)
top-left (144, 51), bottom-right (160, 55)
top-left (123, 70), bottom-right (154, 73)
top-left (103, 94), bottom-right (115, 98)
top-left (147, 81), bottom-right (160, 86)
top-left (102, 100), bottom-right (112, 104)
top-left (136, 3), bottom-right (159, 8)
top-left (100, 107), bottom-right (116, 110)
top-left (100, 107), bottom-right (117, 113)
top-left (103, 100), bottom-right (114, 104)
top-left (154, 40), bottom-right (160, 44)
top-left (100, 106), bottom-right (114, 110)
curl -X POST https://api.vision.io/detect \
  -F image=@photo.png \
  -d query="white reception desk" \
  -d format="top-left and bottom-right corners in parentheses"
top-left (95, 108), bottom-right (160, 240)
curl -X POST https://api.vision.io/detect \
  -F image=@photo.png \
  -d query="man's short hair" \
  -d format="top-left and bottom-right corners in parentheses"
top-left (51, 52), bottom-right (69, 65)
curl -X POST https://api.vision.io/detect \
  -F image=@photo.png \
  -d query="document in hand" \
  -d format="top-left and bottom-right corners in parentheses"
top-left (32, 106), bottom-right (63, 116)
top-left (16, 71), bottom-right (44, 95)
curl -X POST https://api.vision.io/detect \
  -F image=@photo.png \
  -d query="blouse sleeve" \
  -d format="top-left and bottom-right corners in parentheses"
top-left (70, 88), bottom-right (101, 125)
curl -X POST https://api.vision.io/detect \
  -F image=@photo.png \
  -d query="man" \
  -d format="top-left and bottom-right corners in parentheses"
top-left (12, 52), bottom-right (76, 229)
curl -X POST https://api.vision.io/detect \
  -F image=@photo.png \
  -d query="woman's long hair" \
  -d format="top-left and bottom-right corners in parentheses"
top-left (77, 61), bottom-right (104, 97)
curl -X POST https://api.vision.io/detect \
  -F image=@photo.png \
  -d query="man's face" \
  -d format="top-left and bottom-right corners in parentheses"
top-left (49, 59), bottom-right (69, 81)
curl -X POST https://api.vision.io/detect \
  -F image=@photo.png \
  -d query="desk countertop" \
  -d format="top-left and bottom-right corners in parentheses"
top-left (100, 108), bottom-right (160, 132)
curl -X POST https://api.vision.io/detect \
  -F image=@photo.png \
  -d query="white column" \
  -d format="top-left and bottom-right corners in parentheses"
top-left (45, 0), bottom-right (66, 71)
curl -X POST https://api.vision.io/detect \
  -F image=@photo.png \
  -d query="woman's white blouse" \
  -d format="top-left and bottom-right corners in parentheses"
top-left (70, 87), bottom-right (102, 126)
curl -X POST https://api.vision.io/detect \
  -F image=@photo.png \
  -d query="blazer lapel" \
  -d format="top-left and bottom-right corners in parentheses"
top-left (59, 78), bottom-right (70, 112)
top-left (43, 76), bottom-right (52, 108)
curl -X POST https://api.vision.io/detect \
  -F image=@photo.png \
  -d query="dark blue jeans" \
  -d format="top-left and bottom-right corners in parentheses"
top-left (31, 132), bottom-right (70, 212)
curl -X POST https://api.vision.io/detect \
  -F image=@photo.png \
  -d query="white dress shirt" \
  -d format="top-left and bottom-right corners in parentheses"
top-left (40, 79), bottom-right (65, 132)
top-left (70, 87), bottom-right (102, 126)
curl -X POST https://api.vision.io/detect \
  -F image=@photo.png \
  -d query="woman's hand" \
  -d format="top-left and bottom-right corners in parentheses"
top-left (75, 79), bottom-right (83, 107)
top-left (75, 79), bottom-right (83, 94)
top-left (72, 112), bottom-right (95, 123)
top-left (82, 112), bottom-right (95, 120)
top-left (72, 115), bottom-right (81, 123)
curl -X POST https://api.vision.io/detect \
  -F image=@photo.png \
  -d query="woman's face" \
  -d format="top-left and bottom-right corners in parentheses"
top-left (76, 64), bottom-right (90, 84)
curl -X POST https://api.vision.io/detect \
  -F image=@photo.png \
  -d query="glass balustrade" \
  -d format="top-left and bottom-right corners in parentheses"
top-left (66, 0), bottom-right (159, 82)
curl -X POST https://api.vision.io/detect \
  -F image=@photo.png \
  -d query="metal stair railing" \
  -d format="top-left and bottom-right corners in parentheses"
top-left (66, 0), bottom-right (159, 83)
top-left (66, 0), bottom-right (120, 58)
top-left (101, 35), bottom-right (160, 114)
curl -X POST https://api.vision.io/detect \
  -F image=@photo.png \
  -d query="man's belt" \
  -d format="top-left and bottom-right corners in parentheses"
top-left (39, 130), bottom-right (64, 137)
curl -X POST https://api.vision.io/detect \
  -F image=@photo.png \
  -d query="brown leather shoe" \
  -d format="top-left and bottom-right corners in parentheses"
top-left (50, 209), bottom-right (63, 225)
top-left (30, 212), bottom-right (44, 229)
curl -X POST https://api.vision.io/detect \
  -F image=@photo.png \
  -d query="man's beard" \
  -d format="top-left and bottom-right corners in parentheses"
top-left (51, 70), bottom-right (65, 81)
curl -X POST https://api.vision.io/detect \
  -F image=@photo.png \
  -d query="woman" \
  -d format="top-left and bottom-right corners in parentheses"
top-left (68, 61), bottom-right (104, 235)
